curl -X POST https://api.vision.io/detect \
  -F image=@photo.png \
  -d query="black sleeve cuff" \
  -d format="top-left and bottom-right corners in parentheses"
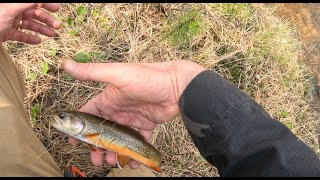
top-left (178, 70), bottom-right (320, 176)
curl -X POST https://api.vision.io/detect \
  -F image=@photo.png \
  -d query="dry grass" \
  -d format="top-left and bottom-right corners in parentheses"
top-left (4, 3), bottom-right (320, 177)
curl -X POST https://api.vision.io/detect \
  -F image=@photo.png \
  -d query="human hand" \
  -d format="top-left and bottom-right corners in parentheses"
top-left (0, 3), bottom-right (61, 44)
top-left (63, 59), bottom-right (205, 169)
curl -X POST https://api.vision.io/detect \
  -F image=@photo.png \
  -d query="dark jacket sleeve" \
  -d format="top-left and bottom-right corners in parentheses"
top-left (178, 70), bottom-right (320, 177)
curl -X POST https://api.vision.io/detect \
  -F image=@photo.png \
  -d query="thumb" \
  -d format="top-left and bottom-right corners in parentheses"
top-left (63, 59), bottom-right (137, 86)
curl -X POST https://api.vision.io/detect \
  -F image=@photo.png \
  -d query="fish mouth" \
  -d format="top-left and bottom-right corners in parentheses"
top-left (49, 114), bottom-right (63, 130)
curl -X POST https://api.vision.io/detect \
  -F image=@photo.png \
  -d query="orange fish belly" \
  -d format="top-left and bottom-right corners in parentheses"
top-left (85, 134), bottom-right (161, 173)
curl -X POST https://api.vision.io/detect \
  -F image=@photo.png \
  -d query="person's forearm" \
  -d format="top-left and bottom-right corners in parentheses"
top-left (178, 70), bottom-right (320, 176)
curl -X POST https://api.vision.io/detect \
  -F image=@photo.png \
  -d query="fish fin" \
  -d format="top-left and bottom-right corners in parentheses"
top-left (84, 133), bottom-right (103, 148)
top-left (116, 154), bottom-right (131, 169)
top-left (149, 165), bottom-right (161, 174)
top-left (84, 133), bottom-right (101, 137)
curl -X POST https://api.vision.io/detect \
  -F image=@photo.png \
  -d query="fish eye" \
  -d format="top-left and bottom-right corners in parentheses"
top-left (59, 113), bottom-right (66, 120)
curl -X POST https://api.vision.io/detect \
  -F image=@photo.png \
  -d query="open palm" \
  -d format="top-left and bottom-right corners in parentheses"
top-left (63, 59), bottom-right (205, 168)
top-left (0, 3), bottom-right (61, 44)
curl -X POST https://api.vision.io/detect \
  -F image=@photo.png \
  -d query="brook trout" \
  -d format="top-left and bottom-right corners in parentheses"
top-left (49, 110), bottom-right (162, 173)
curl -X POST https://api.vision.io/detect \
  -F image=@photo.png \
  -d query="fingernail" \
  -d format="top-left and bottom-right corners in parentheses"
top-left (63, 59), bottom-right (76, 71)
top-left (53, 21), bottom-right (61, 29)
top-left (35, 37), bottom-right (41, 44)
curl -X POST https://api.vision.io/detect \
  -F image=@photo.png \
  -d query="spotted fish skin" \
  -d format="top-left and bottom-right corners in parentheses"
top-left (50, 110), bottom-right (162, 173)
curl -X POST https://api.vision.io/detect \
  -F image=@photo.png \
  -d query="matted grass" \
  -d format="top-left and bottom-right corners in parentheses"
top-left (4, 3), bottom-right (319, 177)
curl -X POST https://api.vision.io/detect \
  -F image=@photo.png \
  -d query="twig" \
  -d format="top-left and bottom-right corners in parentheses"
top-left (215, 49), bottom-right (244, 62)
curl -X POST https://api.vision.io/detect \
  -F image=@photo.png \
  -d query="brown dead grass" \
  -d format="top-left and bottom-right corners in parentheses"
top-left (4, 3), bottom-right (319, 177)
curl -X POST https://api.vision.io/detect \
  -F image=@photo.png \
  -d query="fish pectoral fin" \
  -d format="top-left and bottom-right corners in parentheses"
top-left (149, 165), bottom-right (161, 174)
top-left (83, 133), bottom-right (103, 143)
top-left (116, 154), bottom-right (131, 169)
top-left (84, 133), bottom-right (101, 138)
top-left (83, 133), bottom-right (104, 148)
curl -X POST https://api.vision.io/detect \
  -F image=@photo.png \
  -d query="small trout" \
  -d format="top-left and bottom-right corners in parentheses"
top-left (49, 110), bottom-right (162, 173)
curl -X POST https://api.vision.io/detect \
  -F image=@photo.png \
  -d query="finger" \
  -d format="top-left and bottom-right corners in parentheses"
top-left (101, 114), bottom-right (113, 122)
top-left (79, 93), bottom-right (105, 116)
top-left (20, 19), bottom-right (56, 37)
top-left (138, 129), bottom-right (154, 142)
top-left (23, 8), bottom-right (61, 29)
top-left (63, 60), bottom-right (145, 87)
top-left (110, 112), bottom-right (156, 130)
top-left (129, 160), bottom-right (141, 169)
top-left (13, 14), bottom-right (22, 29)
top-left (105, 151), bottom-right (117, 166)
top-left (68, 136), bottom-right (80, 146)
top-left (37, 3), bottom-right (61, 12)
top-left (7, 30), bottom-right (41, 44)
top-left (90, 147), bottom-right (105, 166)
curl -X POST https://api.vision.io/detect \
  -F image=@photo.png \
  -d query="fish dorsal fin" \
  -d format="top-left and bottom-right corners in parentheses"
top-left (116, 154), bottom-right (131, 169)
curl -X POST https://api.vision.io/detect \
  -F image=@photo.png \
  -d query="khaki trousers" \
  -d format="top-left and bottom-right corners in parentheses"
top-left (0, 44), bottom-right (155, 177)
